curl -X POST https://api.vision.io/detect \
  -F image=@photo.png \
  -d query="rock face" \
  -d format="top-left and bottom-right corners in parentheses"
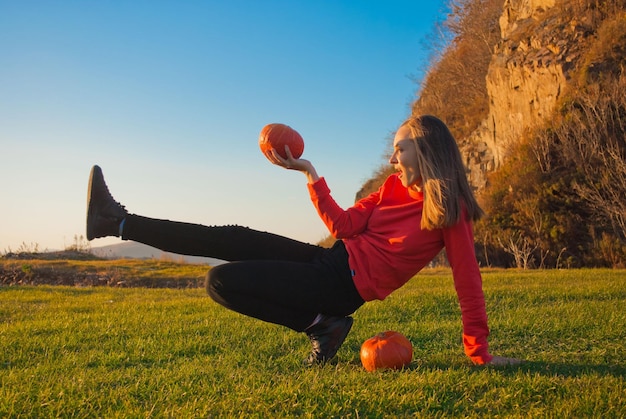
top-left (464, 0), bottom-right (593, 189)
top-left (499, 0), bottom-right (556, 38)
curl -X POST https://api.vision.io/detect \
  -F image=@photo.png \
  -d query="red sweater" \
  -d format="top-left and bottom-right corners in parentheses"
top-left (308, 174), bottom-right (492, 364)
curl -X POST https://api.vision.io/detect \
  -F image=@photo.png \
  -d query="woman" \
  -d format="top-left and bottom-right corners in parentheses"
top-left (87, 115), bottom-right (520, 366)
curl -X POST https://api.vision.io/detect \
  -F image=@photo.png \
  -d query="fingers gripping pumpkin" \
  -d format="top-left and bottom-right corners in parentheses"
top-left (259, 123), bottom-right (305, 160)
top-left (360, 331), bottom-right (413, 372)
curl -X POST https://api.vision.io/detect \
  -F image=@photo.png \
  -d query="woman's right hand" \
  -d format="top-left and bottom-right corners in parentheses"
top-left (486, 355), bottom-right (524, 366)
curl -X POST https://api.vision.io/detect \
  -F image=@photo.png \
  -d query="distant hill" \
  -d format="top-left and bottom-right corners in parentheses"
top-left (91, 242), bottom-right (226, 266)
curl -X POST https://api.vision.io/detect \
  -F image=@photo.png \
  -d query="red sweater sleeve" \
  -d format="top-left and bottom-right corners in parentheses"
top-left (307, 177), bottom-right (379, 238)
top-left (443, 217), bottom-right (493, 364)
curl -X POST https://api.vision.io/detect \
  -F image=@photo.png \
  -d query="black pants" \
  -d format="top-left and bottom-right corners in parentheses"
top-left (122, 214), bottom-right (365, 331)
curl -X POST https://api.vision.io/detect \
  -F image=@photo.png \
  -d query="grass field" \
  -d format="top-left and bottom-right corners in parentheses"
top-left (1, 268), bottom-right (625, 417)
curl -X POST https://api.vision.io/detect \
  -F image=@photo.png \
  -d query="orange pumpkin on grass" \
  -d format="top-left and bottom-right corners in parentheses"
top-left (259, 123), bottom-right (304, 160)
top-left (360, 330), bottom-right (413, 372)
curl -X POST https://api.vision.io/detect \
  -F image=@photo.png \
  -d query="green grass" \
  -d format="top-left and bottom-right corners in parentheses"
top-left (1, 269), bottom-right (625, 417)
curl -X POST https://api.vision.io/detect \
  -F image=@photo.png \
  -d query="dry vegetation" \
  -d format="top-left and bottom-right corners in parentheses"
top-left (414, 0), bottom-right (504, 138)
top-left (477, 2), bottom-right (626, 268)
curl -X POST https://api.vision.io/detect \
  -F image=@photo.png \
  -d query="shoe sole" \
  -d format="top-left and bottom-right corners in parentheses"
top-left (86, 165), bottom-right (102, 240)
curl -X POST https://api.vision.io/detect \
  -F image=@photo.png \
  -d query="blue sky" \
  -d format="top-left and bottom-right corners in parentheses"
top-left (1, 0), bottom-right (447, 252)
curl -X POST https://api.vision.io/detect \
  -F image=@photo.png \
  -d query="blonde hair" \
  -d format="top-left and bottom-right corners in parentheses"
top-left (400, 115), bottom-right (484, 230)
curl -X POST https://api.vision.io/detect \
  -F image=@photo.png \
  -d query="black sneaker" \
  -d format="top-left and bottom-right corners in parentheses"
top-left (86, 165), bottom-right (128, 240)
top-left (304, 315), bottom-right (353, 366)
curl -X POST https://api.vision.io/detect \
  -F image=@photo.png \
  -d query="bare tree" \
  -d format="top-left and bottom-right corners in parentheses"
top-left (498, 231), bottom-right (538, 269)
top-left (555, 75), bottom-right (626, 240)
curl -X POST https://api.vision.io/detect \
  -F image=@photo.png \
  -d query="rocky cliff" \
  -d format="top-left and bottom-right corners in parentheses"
top-left (463, 0), bottom-right (596, 189)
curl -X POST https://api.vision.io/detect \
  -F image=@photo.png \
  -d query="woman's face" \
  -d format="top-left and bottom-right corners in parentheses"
top-left (389, 125), bottom-right (421, 189)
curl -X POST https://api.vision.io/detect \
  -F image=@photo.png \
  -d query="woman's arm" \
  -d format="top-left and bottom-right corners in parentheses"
top-left (444, 216), bottom-right (523, 366)
top-left (267, 144), bottom-right (377, 238)
top-left (443, 216), bottom-right (492, 364)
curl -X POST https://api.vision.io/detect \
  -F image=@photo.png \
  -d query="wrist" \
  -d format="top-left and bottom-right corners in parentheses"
top-left (303, 163), bottom-right (319, 184)
top-left (306, 172), bottom-right (320, 184)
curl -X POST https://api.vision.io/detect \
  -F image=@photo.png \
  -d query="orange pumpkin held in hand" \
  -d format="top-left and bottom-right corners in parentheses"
top-left (259, 123), bottom-right (304, 160)
top-left (360, 331), bottom-right (413, 372)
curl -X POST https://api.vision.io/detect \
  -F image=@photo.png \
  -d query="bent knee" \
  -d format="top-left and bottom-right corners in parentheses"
top-left (206, 263), bottom-right (240, 302)
top-left (205, 266), bottom-right (222, 300)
